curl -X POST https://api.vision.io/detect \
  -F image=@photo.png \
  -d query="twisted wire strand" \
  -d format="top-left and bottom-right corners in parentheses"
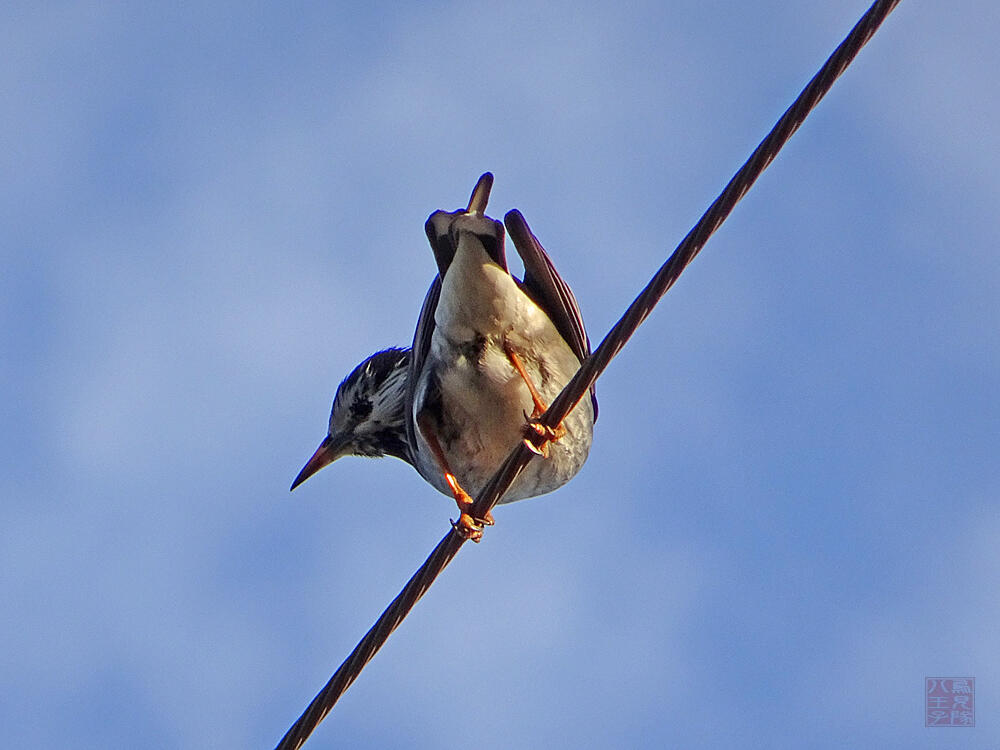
top-left (275, 2), bottom-right (901, 746)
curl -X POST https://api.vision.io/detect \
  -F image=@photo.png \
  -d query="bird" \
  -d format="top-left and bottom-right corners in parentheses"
top-left (290, 173), bottom-right (597, 541)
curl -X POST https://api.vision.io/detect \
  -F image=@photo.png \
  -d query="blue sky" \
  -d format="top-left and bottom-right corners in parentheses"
top-left (3, 2), bottom-right (998, 748)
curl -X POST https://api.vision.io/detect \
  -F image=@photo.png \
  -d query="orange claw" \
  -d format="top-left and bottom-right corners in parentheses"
top-left (446, 471), bottom-right (494, 543)
top-left (453, 513), bottom-right (486, 542)
top-left (522, 419), bottom-right (566, 457)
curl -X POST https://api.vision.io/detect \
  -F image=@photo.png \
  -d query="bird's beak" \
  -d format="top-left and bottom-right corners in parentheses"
top-left (290, 434), bottom-right (350, 491)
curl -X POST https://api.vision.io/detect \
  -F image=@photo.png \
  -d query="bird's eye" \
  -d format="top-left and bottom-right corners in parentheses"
top-left (350, 398), bottom-right (373, 421)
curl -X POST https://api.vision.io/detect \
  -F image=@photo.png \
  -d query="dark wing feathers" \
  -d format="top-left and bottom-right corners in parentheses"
top-left (424, 211), bottom-right (458, 278)
top-left (504, 209), bottom-right (589, 364)
top-left (404, 274), bottom-right (441, 458)
top-left (505, 209), bottom-right (597, 419)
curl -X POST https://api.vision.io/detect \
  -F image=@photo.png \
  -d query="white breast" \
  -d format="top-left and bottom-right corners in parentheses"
top-left (412, 230), bottom-right (594, 504)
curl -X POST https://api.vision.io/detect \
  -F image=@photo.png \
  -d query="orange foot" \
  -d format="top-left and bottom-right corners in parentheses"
top-left (448, 474), bottom-right (494, 543)
top-left (504, 340), bottom-right (567, 458)
top-left (453, 513), bottom-right (486, 542)
top-left (521, 413), bottom-right (567, 458)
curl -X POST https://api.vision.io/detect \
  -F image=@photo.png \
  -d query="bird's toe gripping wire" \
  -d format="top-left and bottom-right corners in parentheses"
top-left (445, 471), bottom-right (494, 543)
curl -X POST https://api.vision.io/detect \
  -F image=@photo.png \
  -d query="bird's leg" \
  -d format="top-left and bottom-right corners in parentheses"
top-left (417, 413), bottom-right (494, 542)
top-left (502, 340), bottom-right (566, 457)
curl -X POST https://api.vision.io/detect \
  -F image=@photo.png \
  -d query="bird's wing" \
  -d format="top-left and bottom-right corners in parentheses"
top-left (505, 209), bottom-right (598, 421)
top-left (404, 274), bottom-right (441, 456)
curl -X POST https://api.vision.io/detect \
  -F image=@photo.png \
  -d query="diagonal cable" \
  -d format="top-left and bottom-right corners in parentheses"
top-left (274, 1), bottom-right (902, 746)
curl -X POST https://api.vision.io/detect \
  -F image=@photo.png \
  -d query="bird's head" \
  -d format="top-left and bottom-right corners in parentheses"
top-left (290, 347), bottom-right (411, 491)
